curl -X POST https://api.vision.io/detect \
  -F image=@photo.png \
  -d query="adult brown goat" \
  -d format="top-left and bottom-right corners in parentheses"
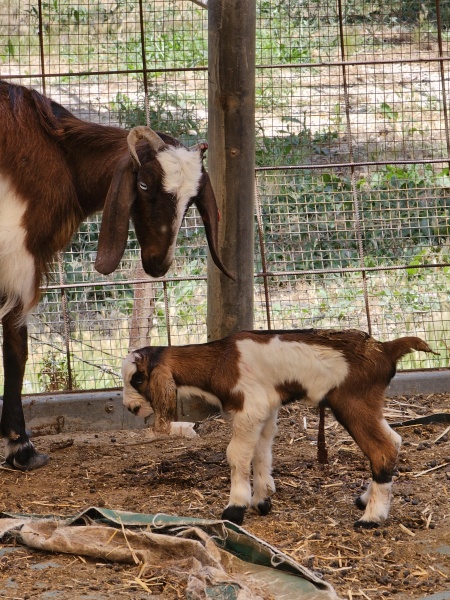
top-left (0, 79), bottom-right (232, 471)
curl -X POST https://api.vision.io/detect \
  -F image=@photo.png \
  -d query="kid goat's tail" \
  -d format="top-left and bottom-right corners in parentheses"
top-left (383, 336), bottom-right (438, 364)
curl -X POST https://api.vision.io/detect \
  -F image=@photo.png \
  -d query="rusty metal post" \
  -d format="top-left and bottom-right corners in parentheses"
top-left (207, 0), bottom-right (256, 340)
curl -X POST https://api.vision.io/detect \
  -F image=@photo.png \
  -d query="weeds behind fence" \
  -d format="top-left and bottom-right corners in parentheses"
top-left (1, 0), bottom-right (449, 393)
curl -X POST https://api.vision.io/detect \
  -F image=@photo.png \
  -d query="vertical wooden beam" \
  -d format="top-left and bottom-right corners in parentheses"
top-left (207, 0), bottom-right (256, 340)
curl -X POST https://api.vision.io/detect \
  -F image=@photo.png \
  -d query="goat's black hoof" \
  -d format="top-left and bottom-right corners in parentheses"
top-left (257, 497), bottom-right (272, 516)
top-left (222, 505), bottom-right (246, 525)
top-left (354, 496), bottom-right (367, 510)
top-left (15, 452), bottom-right (50, 471)
top-left (354, 519), bottom-right (380, 529)
top-left (5, 442), bottom-right (50, 471)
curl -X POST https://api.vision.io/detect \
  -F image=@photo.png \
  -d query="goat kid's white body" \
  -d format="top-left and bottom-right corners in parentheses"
top-left (233, 337), bottom-right (349, 406)
top-left (124, 337), bottom-right (355, 515)
top-left (177, 337), bottom-right (349, 409)
top-left (124, 331), bottom-right (433, 526)
top-left (220, 338), bottom-right (349, 511)
top-left (0, 175), bottom-right (35, 320)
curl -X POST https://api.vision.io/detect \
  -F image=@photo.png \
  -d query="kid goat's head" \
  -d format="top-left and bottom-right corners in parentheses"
top-left (122, 348), bottom-right (177, 433)
top-left (95, 126), bottom-right (233, 280)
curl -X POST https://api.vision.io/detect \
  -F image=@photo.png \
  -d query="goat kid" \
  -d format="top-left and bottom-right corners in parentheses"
top-left (0, 80), bottom-right (232, 471)
top-left (122, 329), bottom-right (435, 527)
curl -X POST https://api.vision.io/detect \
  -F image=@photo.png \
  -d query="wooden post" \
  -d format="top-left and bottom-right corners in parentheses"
top-left (207, 0), bottom-right (256, 340)
top-left (129, 267), bottom-right (155, 351)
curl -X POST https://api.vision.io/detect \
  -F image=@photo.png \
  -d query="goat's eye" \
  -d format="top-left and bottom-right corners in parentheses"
top-left (132, 374), bottom-right (145, 386)
top-left (139, 181), bottom-right (148, 191)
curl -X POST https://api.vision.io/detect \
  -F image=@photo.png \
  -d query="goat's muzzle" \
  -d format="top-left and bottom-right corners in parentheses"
top-left (142, 254), bottom-right (172, 279)
top-left (125, 400), bottom-right (153, 419)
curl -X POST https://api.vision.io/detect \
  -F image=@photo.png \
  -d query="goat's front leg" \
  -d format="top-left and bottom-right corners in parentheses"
top-left (221, 411), bottom-right (266, 526)
top-left (251, 410), bottom-right (278, 516)
top-left (1, 310), bottom-right (49, 470)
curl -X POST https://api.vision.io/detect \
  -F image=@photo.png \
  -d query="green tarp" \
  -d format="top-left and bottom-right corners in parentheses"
top-left (0, 507), bottom-right (340, 599)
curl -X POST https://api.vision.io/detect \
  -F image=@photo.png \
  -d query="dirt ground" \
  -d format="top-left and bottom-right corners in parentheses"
top-left (0, 392), bottom-right (449, 600)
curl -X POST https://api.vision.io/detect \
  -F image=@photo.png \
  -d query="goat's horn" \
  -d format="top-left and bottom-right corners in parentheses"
top-left (189, 142), bottom-right (208, 159)
top-left (189, 142), bottom-right (208, 152)
top-left (127, 126), bottom-right (167, 169)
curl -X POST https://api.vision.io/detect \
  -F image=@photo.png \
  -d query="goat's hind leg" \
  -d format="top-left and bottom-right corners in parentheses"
top-left (355, 419), bottom-right (401, 510)
top-left (251, 410), bottom-right (278, 516)
top-left (1, 310), bottom-right (49, 470)
top-left (353, 418), bottom-right (401, 527)
top-left (329, 397), bottom-right (400, 528)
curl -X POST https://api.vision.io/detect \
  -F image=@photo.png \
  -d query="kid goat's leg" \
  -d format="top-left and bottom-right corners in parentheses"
top-left (222, 405), bottom-right (269, 526)
top-left (251, 410), bottom-right (278, 516)
top-left (328, 395), bottom-right (401, 528)
top-left (356, 418), bottom-right (402, 514)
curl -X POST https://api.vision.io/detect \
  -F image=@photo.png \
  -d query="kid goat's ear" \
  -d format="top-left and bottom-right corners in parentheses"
top-left (150, 365), bottom-right (178, 433)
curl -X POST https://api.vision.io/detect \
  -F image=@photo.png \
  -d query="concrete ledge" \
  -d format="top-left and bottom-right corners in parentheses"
top-left (387, 369), bottom-right (450, 397)
top-left (21, 391), bottom-right (144, 435)
top-left (17, 389), bottom-right (218, 435)
top-left (1, 370), bottom-right (448, 436)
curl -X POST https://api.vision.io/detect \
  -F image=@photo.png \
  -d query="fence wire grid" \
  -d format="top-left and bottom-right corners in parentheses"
top-left (1, 0), bottom-right (449, 394)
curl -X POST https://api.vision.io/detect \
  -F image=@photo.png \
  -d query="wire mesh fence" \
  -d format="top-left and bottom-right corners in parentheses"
top-left (1, 0), bottom-right (449, 394)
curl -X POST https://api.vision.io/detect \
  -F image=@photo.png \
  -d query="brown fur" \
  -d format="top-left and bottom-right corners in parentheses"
top-left (126, 329), bottom-right (436, 526)
top-left (133, 341), bottom-right (245, 414)
top-left (321, 335), bottom-right (437, 481)
top-left (132, 331), bottom-right (435, 423)
top-left (149, 365), bottom-right (178, 433)
top-left (0, 79), bottom-right (229, 469)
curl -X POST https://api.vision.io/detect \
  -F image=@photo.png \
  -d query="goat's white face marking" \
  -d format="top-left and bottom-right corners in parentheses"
top-left (121, 352), bottom-right (153, 418)
top-left (156, 146), bottom-right (202, 261)
top-left (0, 175), bottom-right (36, 320)
top-left (157, 146), bottom-right (202, 205)
top-left (233, 337), bottom-right (349, 406)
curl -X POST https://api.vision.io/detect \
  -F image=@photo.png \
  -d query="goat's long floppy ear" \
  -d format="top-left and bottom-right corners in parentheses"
top-left (150, 365), bottom-right (178, 434)
top-left (95, 156), bottom-right (136, 275)
top-left (195, 175), bottom-right (235, 281)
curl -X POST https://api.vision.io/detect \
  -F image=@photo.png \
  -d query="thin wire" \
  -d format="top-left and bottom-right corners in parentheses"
top-left (337, 0), bottom-right (372, 335)
top-left (163, 281), bottom-right (171, 346)
top-left (37, 0), bottom-right (46, 95)
top-left (138, 0), bottom-right (150, 126)
top-left (254, 176), bottom-right (272, 329)
top-left (57, 253), bottom-right (73, 390)
top-left (435, 0), bottom-right (450, 168)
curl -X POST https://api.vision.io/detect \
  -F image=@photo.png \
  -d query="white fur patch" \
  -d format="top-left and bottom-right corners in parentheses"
top-left (251, 411), bottom-right (278, 506)
top-left (178, 385), bottom-right (223, 410)
top-left (156, 147), bottom-right (202, 262)
top-left (157, 146), bottom-right (202, 207)
top-left (121, 353), bottom-right (153, 417)
top-left (359, 481), bottom-right (392, 524)
top-left (233, 337), bottom-right (349, 406)
top-left (358, 481), bottom-right (372, 507)
top-left (382, 418), bottom-right (402, 452)
top-left (226, 433), bottom-right (255, 508)
top-left (0, 174), bottom-right (36, 320)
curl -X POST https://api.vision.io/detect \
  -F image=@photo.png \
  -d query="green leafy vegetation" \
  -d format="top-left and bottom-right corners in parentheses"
top-left (1, 0), bottom-right (449, 391)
